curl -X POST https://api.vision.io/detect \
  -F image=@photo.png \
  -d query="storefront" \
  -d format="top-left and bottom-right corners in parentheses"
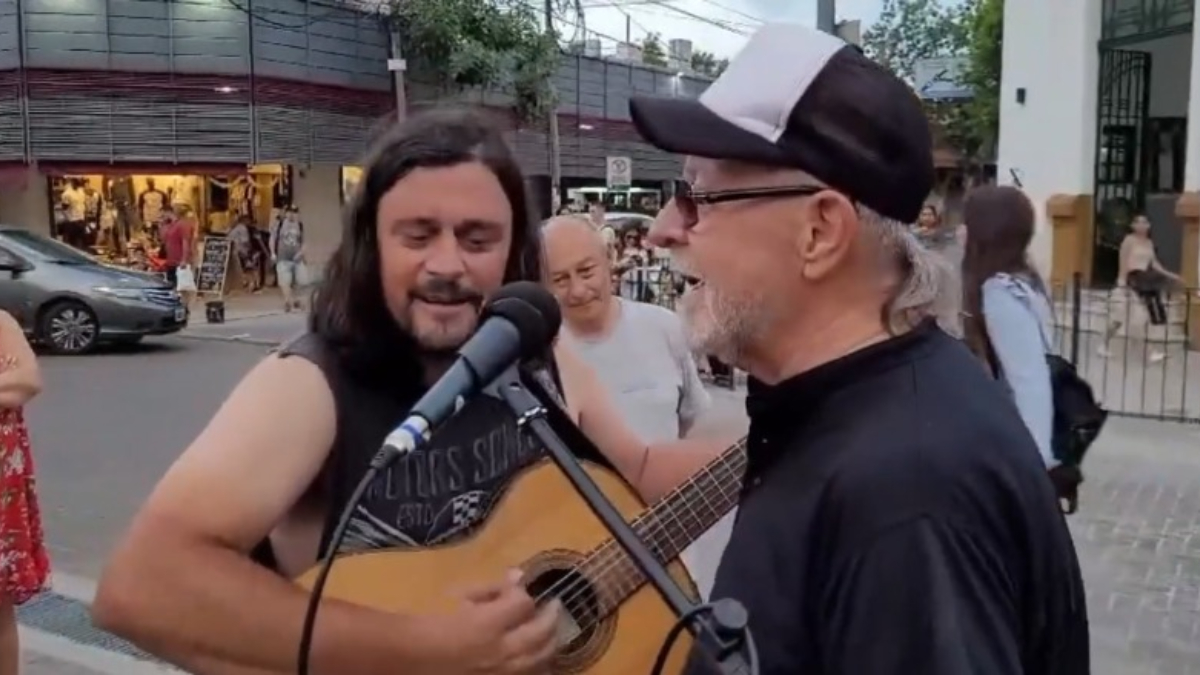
top-left (44, 164), bottom-right (294, 269)
top-left (340, 165), bottom-right (363, 204)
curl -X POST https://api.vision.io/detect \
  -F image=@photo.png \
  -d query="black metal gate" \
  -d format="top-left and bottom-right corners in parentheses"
top-left (1092, 49), bottom-right (1152, 285)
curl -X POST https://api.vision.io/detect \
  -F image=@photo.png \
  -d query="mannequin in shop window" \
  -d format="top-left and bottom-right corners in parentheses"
top-left (82, 183), bottom-right (104, 249)
top-left (58, 179), bottom-right (88, 250)
top-left (138, 179), bottom-right (169, 231)
top-left (210, 175), bottom-right (258, 220)
top-left (107, 176), bottom-right (135, 253)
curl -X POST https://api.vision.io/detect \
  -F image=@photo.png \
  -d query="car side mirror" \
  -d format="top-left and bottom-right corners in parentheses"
top-left (0, 259), bottom-right (31, 274)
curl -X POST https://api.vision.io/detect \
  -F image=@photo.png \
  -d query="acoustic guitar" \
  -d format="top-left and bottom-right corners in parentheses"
top-left (295, 438), bottom-right (748, 674)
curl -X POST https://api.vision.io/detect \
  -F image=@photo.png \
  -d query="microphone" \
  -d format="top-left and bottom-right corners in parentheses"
top-left (373, 280), bottom-right (562, 469)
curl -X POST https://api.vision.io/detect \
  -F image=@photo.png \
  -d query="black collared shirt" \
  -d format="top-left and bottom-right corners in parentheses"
top-left (686, 323), bottom-right (1089, 675)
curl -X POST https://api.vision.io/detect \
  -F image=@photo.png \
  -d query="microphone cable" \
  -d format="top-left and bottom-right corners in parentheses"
top-left (650, 600), bottom-right (760, 675)
top-left (295, 445), bottom-right (399, 675)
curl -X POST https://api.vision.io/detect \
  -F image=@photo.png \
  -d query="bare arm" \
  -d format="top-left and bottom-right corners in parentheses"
top-left (556, 343), bottom-right (731, 502)
top-left (1117, 237), bottom-right (1133, 286)
top-left (92, 356), bottom-right (430, 675)
top-left (0, 311), bottom-right (41, 408)
top-left (1149, 248), bottom-right (1183, 281)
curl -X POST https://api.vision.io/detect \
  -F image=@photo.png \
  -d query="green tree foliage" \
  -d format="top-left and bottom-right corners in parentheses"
top-left (640, 33), bottom-right (668, 67)
top-left (861, 0), bottom-right (1003, 166)
top-left (959, 0), bottom-right (1003, 158)
top-left (690, 50), bottom-right (729, 78)
top-left (389, 0), bottom-right (564, 122)
top-left (861, 0), bottom-right (969, 83)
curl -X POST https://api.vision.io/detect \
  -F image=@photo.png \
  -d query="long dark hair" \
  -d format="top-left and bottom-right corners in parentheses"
top-left (961, 185), bottom-right (1046, 367)
top-left (310, 106), bottom-right (544, 382)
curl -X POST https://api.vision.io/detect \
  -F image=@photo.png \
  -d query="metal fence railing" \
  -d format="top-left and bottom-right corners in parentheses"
top-left (1051, 273), bottom-right (1200, 423)
top-left (616, 268), bottom-right (741, 389)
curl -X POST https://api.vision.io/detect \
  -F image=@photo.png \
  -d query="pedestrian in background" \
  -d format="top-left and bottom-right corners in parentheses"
top-left (270, 205), bottom-right (308, 313)
top-left (0, 310), bottom-right (49, 675)
top-left (165, 204), bottom-right (198, 312)
top-left (543, 216), bottom-right (727, 596)
top-left (960, 187), bottom-right (1057, 466)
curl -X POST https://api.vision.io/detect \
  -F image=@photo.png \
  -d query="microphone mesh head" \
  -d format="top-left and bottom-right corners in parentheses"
top-left (483, 281), bottom-right (562, 359)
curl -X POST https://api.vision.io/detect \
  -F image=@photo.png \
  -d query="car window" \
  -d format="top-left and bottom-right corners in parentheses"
top-left (0, 245), bottom-right (21, 266)
top-left (0, 229), bottom-right (93, 264)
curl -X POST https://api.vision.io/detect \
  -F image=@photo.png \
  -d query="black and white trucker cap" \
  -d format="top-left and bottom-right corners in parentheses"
top-left (629, 23), bottom-right (934, 224)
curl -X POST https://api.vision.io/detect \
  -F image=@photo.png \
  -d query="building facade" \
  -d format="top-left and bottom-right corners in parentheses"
top-left (0, 0), bottom-right (704, 265)
top-left (999, 0), bottom-right (1199, 291)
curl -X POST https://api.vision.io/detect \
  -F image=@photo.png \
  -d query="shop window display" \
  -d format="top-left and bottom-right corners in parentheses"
top-left (49, 174), bottom-right (202, 271)
top-left (47, 167), bottom-right (290, 275)
top-left (341, 166), bottom-right (363, 204)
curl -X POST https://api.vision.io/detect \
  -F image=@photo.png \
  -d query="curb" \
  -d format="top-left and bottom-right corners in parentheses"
top-left (175, 333), bottom-right (279, 347)
top-left (19, 573), bottom-right (183, 674)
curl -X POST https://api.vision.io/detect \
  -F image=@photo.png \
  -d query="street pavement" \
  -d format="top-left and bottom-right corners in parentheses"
top-left (17, 319), bottom-right (1200, 673)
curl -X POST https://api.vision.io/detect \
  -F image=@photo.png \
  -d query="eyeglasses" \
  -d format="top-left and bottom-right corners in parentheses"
top-left (672, 183), bottom-right (824, 227)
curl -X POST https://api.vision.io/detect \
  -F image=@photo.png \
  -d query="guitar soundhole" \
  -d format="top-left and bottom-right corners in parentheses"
top-left (527, 567), bottom-right (600, 651)
top-left (522, 550), bottom-right (616, 672)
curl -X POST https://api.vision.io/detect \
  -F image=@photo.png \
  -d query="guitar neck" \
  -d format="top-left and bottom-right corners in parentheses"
top-left (584, 438), bottom-right (748, 610)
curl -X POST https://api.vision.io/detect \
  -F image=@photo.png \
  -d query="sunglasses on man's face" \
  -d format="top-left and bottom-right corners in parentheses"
top-left (671, 182), bottom-right (824, 227)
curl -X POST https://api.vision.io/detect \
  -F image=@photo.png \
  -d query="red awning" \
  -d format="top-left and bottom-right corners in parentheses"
top-left (0, 162), bottom-right (33, 190)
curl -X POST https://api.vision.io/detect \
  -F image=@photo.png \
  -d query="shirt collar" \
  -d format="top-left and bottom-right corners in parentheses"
top-left (744, 321), bottom-right (943, 470)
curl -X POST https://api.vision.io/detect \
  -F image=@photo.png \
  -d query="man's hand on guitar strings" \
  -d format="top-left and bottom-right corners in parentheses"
top-left (416, 568), bottom-right (562, 674)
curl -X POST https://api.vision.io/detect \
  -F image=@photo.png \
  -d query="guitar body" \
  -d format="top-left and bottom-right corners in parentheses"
top-left (296, 459), bottom-right (699, 675)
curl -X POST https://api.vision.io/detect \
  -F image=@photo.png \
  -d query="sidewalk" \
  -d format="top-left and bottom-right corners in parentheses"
top-left (192, 288), bottom-right (293, 322)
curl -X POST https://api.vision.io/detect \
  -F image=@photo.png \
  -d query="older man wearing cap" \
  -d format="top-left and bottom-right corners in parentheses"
top-left (630, 23), bottom-right (1089, 675)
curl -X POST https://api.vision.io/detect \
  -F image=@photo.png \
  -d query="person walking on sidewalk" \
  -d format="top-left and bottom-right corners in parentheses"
top-left (1099, 213), bottom-right (1184, 363)
top-left (270, 205), bottom-right (308, 313)
top-left (0, 310), bottom-right (49, 675)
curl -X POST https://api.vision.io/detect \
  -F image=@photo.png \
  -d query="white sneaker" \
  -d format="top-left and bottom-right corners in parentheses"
top-left (1097, 346), bottom-right (1112, 358)
top-left (1149, 351), bottom-right (1166, 364)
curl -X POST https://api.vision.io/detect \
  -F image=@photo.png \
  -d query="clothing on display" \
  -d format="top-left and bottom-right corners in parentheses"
top-left (138, 182), bottom-right (169, 226)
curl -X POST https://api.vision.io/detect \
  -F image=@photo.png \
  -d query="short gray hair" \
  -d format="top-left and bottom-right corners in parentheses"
top-left (863, 207), bottom-right (961, 337)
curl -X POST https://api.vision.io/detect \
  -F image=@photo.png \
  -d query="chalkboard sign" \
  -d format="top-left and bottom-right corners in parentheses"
top-left (196, 236), bottom-right (232, 296)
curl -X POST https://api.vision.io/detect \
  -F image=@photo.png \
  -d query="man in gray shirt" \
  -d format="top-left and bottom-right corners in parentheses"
top-left (544, 216), bottom-right (730, 597)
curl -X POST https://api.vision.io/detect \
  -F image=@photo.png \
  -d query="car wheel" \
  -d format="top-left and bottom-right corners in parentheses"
top-left (38, 300), bottom-right (99, 355)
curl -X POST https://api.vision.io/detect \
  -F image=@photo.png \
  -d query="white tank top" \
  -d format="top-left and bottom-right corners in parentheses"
top-left (1125, 236), bottom-right (1155, 272)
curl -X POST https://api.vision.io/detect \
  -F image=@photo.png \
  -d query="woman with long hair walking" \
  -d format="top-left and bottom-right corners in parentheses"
top-left (959, 186), bottom-right (1057, 469)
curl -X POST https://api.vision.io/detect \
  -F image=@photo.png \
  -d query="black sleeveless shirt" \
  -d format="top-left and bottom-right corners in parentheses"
top-left (275, 332), bottom-right (611, 557)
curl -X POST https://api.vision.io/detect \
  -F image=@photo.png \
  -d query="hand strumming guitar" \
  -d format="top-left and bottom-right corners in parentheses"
top-left (415, 569), bottom-right (562, 674)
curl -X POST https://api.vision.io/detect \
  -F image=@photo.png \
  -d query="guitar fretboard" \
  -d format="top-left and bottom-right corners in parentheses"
top-left (580, 439), bottom-right (748, 613)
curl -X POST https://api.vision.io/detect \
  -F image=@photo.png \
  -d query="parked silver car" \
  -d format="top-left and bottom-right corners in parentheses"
top-left (0, 226), bottom-right (187, 354)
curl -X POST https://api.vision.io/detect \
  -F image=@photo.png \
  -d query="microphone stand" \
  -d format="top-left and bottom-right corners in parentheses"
top-left (495, 371), bottom-right (754, 675)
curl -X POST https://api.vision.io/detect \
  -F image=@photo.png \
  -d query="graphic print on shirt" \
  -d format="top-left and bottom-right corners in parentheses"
top-left (340, 369), bottom-right (565, 551)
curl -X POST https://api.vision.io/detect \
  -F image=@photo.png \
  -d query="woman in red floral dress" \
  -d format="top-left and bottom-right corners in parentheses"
top-left (0, 309), bottom-right (48, 675)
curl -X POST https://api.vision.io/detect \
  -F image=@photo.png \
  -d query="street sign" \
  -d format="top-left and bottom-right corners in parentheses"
top-left (606, 156), bottom-right (632, 189)
top-left (914, 56), bottom-right (972, 101)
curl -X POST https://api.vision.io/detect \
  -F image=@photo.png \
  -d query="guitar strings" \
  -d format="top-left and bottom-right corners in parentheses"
top-left (543, 453), bottom-right (744, 627)
top-left (533, 445), bottom-right (748, 631)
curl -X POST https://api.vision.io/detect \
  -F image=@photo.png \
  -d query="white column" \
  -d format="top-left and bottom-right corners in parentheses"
top-left (996, 0), bottom-right (1102, 276)
top-left (1183, 12), bottom-right (1200, 191)
top-left (1182, 9), bottom-right (1200, 284)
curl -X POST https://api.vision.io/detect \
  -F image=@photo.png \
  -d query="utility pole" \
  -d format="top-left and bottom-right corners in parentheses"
top-left (816, 0), bottom-right (836, 34)
top-left (387, 20), bottom-right (407, 123)
top-left (545, 0), bottom-right (562, 215)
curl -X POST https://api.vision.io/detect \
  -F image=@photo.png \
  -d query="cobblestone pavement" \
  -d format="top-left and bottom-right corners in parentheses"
top-left (17, 334), bottom-right (1200, 672)
top-left (1067, 418), bottom-right (1200, 675)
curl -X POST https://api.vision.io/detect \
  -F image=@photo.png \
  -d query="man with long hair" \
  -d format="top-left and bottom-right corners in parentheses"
top-left (629, 23), bottom-right (1088, 674)
top-left (92, 108), bottom-right (726, 675)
